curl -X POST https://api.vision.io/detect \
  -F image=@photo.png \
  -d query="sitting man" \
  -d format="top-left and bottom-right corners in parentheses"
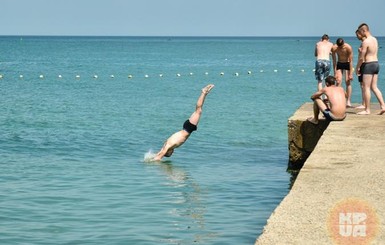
top-left (153, 84), bottom-right (214, 161)
top-left (307, 76), bottom-right (346, 124)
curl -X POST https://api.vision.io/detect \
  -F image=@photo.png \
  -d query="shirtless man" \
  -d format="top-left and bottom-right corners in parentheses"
top-left (153, 84), bottom-right (214, 161)
top-left (355, 29), bottom-right (366, 109)
top-left (315, 34), bottom-right (334, 91)
top-left (307, 76), bottom-right (346, 125)
top-left (332, 38), bottom-right (354, 107)
top-left (355, 23), bottom-right (385, 115)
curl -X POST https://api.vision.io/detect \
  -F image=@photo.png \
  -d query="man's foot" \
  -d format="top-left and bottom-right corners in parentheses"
top-left (202, 84), bottom-right (215, 94)
top-left (357, 110), bottom-right (370, 115)
top-left (307, 117), bottom-right (319, 125)
top-left (378, 109), bottom-right (385, 115)
top-left (355, 105), bottom-right (365, 109)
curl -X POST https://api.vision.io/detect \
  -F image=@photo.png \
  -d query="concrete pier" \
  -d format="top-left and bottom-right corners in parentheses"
top-left (256, 103), bottom-right (385, 245)
top-left (288, 103), bottom-right (329, 169)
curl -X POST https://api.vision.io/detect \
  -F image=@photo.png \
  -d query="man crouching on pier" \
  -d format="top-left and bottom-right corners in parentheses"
top-left (307, 76), bottom-right (347, 124)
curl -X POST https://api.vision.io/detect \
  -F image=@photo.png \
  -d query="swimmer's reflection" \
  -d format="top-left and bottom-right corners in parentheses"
top-left (147, 161), bottom-right (218, 243)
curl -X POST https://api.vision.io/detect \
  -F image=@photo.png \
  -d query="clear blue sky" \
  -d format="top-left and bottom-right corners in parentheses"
top-left (2, 0), bottom-right (385, 36)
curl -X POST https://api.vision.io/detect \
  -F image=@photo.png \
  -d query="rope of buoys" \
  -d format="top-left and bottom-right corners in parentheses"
top-left (0, 69), bottom-right (315, 80)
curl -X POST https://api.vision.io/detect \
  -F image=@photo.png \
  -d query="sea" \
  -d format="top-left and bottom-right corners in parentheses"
top-left (0, 36), bottom-right (384, 245)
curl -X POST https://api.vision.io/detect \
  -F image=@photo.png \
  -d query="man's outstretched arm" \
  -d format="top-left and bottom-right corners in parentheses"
top-left (153, 142), bottom-right (169, 161)
top-left (154, 137), bottom-right (172, 161)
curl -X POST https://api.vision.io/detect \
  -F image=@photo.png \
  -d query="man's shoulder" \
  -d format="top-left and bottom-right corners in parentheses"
top-left (326, 86), bottom-right (343, 92)
top-left (333, 86), bottom-right (345, 94)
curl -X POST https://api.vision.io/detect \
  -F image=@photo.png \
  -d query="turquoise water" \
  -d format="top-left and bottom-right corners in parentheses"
top-left (0, 36), bottom-right (384, 244)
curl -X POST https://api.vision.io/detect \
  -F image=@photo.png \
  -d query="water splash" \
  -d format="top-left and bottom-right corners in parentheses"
top-left (143, 150), bottom-right (156, 162)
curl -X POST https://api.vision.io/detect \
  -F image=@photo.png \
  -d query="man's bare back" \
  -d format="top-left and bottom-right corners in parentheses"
top-left (315, 39), bottom-right (333, 60)
top-left (308, 76), bottom-right (346, 124)
top-left (322, 86), bottom-right (347, 118)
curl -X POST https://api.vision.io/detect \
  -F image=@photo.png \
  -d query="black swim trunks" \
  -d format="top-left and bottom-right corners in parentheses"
top-left (183, 120), bottom-right (197, 134)
top-left (337, 62), bottom-right (350, 71)
top-left (361, 61), bottom-right (380, 75)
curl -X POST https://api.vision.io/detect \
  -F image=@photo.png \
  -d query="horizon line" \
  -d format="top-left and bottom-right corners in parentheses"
top-left (0, 34), bottom-right (369, 38)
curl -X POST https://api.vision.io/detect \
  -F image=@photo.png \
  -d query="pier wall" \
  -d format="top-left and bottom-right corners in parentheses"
top-left (288, 103), bottom-right (329, 169)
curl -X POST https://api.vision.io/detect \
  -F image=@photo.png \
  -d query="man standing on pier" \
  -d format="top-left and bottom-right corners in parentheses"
top-left (332, 38), bottom-right (354, 107)
top-left (355, 23), bottom-right (385, 115)
top-left (307, 76), bottom-right (346, 124)
top-left (315, 34), bottom-right (334, 91)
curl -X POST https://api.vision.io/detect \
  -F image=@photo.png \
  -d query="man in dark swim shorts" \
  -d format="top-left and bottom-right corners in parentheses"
top-left (153, 84), bottom-right (215, 161)
top-left (355, 23), bottom-right (385, 115)
top-left (332, 38), bottom-right (354, 107)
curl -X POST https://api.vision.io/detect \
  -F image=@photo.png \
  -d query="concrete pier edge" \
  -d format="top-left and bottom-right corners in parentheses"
top-left (255, 103), bottom-right (385, 244)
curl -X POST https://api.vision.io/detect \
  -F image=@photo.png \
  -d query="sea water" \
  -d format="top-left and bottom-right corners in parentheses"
top-left (0, 36), bottom-right (384, 244)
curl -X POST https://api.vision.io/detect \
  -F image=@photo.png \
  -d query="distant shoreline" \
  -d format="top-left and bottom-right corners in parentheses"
top-left (0, 35), bottom-right (373, 39)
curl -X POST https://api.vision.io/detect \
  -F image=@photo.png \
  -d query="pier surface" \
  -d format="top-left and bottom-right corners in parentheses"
top-left (256, 103), bottom-right (385, 245)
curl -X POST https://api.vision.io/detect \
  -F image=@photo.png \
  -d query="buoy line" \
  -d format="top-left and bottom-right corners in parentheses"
top-left (0, 69), bottom-right (312, 80)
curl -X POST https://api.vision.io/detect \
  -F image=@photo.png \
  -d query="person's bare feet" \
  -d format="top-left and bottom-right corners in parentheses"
top-left (378, 109), bottom-right (385, 115)
top-left (202, 84), bottom-right (215, 94)
top-left (355, 105), bottom-right (365, 109)
top-left (357, 110), bottom-right (370, 115)
top-left (307, 117), bottom-right (319, 125)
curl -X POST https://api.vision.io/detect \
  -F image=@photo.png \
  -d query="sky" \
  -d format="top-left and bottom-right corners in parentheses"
top-left (2, 0), bottom-right (385, 37)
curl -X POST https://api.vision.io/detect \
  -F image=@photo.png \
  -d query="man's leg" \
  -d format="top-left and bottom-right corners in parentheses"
top-left (188, 84), bottom-right (214, 125)
top-left (357, 75), bottom-right (372, 115)
top-left (307, 98), bottom-right (328, 124)
top-left (345, 70), bottom-right (352, 107)
top-left (335, 69), bottom-right (343, 87)
top-left (370, 74), bottom-right (385, 114)
top-left (355, 81), bottom-right (366, 109)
